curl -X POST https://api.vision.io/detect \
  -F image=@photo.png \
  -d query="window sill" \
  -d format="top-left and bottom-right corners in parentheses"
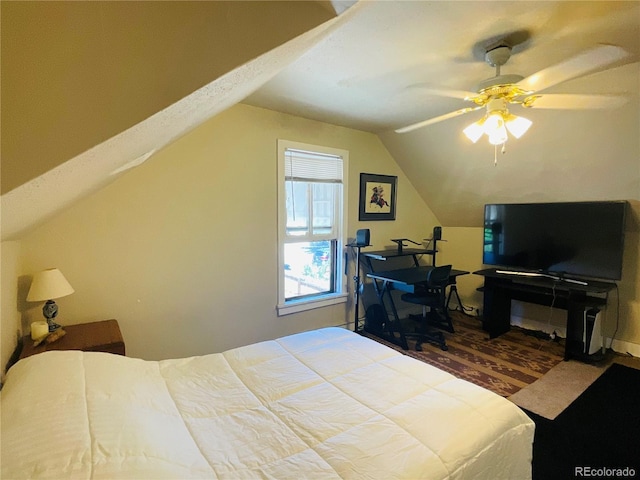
top-left (277, 292), bottom-right (348, 316)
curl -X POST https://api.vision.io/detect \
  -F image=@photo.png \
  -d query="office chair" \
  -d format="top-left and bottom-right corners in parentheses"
top-left (401, 264), bottom-right (453, 351)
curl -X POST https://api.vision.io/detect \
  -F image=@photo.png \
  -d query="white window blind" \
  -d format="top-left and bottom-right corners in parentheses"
top-left (284, 149), bottom-right (343, 183)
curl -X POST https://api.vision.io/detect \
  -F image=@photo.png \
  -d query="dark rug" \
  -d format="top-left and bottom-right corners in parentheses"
top-left (362, 311), bottom-right (565, 396)
top-left (525, 363), bottom-right (640, 480)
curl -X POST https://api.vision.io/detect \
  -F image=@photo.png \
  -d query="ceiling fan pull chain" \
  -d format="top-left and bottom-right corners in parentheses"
top-left (494, 145), bottom-right (498, 166)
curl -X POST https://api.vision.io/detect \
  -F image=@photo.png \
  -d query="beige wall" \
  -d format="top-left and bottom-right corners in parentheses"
top-left (6, 102), bottom-right (637, 365)
top-left (1, 241), bottom-right (21, 379)
top-left (615, 230), bottom-right (640, 349)
top-left (0, 242), bottom-right (26, 381)
top-left (14, 104), bottom-right (438, 361)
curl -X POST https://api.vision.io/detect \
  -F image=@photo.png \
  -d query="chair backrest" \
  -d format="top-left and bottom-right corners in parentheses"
top-left (426, 264), bottom-right (452, 289)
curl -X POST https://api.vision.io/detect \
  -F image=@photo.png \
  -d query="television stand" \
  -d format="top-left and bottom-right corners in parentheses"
top-left (495, 269), bottom-right (588, 286)
top-left (474, 268), bottom-right (616, 361)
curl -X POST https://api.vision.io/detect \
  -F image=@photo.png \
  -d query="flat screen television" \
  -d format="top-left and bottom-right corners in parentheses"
top-left (483, 201), bottom-right (627, 281)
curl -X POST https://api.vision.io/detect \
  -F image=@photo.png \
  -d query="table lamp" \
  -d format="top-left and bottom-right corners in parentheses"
top-left (27, 268), bottom-right (75, 332)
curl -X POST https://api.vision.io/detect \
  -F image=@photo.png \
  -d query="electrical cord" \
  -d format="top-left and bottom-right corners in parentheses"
top-left (448, 303), bottom-right (475, 316)
top-left (518, 282), bottom-right (561, 350)
top-left (607, 284), bottom-right (620, 352)
top-left (547, 282), bottom-right (558, 339)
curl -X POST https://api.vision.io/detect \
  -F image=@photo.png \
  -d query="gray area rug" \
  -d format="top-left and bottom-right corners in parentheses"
top-left (509, 355), bottom-right (640, 420)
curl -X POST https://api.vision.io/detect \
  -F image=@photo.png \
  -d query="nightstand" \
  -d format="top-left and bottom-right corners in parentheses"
top-left (19, 319), bottom-right (125, 360)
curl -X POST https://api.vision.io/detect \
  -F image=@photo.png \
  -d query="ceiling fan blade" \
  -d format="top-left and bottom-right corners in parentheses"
top-left (395, 106), bottom-right (482, 134)
top-left (518, 45), bottom-right (630, 93)
top-left (411, 87), bottom-right (478, 100)
top-left (524, 94), bottom-right (629, 109)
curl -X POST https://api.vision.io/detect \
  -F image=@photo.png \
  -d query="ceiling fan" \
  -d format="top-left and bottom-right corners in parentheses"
top-left (395, 42), bottom-right (631, 149)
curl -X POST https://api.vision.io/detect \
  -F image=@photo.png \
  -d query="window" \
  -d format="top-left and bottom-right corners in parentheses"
top-left (277, 140), bottom-right (348, 315)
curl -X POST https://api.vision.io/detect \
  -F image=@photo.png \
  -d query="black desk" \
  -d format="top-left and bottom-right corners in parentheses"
top-left (363, 248), bottom-right (436, 265)
top-left (368, 267), bottom-right (470, 291)
top-left (366, 266), bottom-right (469, 349)
top-left (474, 268), bottom-right (616, 361)
top-left (363, 248), bottom-right (467, 310)
top-left (362, 247), bottom-right (438, 309)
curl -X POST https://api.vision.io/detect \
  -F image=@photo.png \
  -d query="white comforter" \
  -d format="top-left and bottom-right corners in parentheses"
top-left (1, 327), bottom-right (534, 479)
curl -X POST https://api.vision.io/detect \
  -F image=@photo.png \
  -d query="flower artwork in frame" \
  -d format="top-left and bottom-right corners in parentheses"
top-left (359, 173), bottom-right (397, 221)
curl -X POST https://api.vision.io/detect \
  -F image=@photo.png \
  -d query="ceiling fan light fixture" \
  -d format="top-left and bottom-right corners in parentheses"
top-left (463, 106), bottom-right (530, 146)
top-left (488, 129), bottom-right (508, 146)
top-left (483, 111), bottom-right (508, 145)
top-left (504, 113), bottom-right (532, 139)
top-left (463, 117), bottom-right (485, 143)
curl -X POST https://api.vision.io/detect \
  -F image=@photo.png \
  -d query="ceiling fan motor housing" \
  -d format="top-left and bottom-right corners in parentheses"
top-left (471, 44), bottom-right (528, 102)
top-left (476, 74), bottom-right (526, 95)
top-left (486, 97), bottom-right (507, 114)
top-left (485, 45), bottom-right (512, 67)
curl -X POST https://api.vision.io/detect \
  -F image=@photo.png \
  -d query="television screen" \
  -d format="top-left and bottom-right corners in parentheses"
top-left (483, 201), bottom-right (627, 280)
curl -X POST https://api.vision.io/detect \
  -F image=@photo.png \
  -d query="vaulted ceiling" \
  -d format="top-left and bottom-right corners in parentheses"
top-left (244, 1), bottom-right (640, 227)
top-left (2, 1), bottom-right (639, 239)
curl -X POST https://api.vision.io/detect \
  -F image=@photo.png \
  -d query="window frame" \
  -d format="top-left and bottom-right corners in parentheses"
top-left (276, 139), bottom-right (348, 316)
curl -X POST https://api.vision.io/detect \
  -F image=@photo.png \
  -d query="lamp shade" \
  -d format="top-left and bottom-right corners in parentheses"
top-left (27, 268), bottom-right (75, 302)
top-left (463, 118), bottom-right (486, 143)
top-left (505, 114), bottom-right (533, 139)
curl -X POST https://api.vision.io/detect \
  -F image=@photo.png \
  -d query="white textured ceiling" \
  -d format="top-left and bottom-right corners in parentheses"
top-left (244, 1), bottom-right (640, 227)
top-left (245, 1), bottom-right (640, 133)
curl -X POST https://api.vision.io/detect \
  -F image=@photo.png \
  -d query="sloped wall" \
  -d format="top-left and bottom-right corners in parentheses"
top-left (1, 1), bottom-right (337, 194)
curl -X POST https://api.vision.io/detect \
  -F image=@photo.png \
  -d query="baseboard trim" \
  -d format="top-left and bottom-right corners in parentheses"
top-left (510, 316), bottom-right (639, 358)
top-left (609, 338), bottom-right (640, 358)
top-left (510, 316), bottom-right (566, 338)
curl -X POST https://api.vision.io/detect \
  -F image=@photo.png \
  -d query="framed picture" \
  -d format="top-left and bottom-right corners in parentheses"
top-left (359, 173), bottom-right (397, 221)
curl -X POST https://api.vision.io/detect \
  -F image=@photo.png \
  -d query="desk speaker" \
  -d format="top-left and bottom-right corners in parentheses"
top-left (433, 226), bottom-right (442, 241)
top-left (356, 229), bottom-right (370, 246)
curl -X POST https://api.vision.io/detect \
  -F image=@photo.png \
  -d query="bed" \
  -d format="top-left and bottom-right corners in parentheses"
top-left (1, 327), bottom-right (534, 479)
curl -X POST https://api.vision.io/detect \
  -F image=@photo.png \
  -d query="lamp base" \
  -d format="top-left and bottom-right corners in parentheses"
top-left (43, 300), bottom-right (62, 332)
top-left (47, 319), bottom-right (62, 332)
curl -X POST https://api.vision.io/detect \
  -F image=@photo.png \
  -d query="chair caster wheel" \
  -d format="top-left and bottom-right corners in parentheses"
top-left (415, 344), bottom-right (423, 352)
top-left (440, 345), bottom-right (448, 351)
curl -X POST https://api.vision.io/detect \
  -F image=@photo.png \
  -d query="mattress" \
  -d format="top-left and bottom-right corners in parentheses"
top-left (1, 327), bottom-right (534, 479)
